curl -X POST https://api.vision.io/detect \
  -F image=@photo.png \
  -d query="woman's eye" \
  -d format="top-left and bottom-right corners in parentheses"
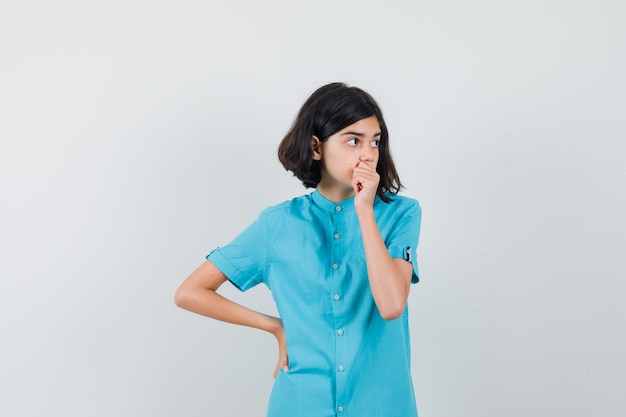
top-left (346, 138), bottom-right (357, 146)
top-left (371, 140), bottom-right (380, 148)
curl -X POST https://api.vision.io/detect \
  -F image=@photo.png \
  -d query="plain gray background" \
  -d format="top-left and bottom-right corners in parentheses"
top-left (1, 1), bottom-right (625, 416)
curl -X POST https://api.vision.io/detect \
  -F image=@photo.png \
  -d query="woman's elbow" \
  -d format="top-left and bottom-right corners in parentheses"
top-left (174, 285), bottom-right (191, 309)
top-left (379, 302), bottom-right (407, 321)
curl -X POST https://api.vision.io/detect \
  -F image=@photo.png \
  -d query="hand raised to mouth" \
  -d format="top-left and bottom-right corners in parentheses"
top-left (352, 159), bottom-right (379, 210)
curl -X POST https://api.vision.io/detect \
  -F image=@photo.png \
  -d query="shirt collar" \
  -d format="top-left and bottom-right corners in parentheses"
top-left (310, 189), bottom-right (356, 213)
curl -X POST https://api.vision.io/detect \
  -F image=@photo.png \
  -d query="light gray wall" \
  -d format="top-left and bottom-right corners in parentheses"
top-left (1, 1), bottom-right (624, 416)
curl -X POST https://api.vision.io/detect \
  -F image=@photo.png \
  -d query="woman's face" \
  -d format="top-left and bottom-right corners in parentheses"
top-left (313, 116), bottom-right (381, 195)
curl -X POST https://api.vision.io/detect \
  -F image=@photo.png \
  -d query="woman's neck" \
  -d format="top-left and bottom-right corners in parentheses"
top-left (316, 183), bottom-right (355, 203)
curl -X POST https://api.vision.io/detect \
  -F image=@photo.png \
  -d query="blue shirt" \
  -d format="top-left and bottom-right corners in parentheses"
top-left (207, 190), bottom-right (421, 417)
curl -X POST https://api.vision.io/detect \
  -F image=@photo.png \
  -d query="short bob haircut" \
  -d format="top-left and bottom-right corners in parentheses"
top-left (278, 82), bottom-right (403, 203)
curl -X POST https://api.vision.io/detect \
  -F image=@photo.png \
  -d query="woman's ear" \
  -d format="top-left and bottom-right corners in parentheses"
top-left (311, 136), bottom-right (322, 161)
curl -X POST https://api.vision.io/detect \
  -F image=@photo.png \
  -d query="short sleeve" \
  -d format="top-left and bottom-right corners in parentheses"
top-left (206, 212), bottom-right (269, 292)
top-left (386, 199), bottom-right (422, 284)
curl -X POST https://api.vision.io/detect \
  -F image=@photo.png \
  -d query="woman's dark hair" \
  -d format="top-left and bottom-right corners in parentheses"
top-left (278, 82), bottom-right (403, 203)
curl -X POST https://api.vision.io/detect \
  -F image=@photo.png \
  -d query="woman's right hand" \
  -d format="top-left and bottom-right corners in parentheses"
top-left (272, 319), bottom-right (289, 378)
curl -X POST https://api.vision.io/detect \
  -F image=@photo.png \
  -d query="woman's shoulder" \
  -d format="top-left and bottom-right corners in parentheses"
top-left (258, 193), bottom-right (313, 218)
top-left (379, 192), bottom-right (421, 213)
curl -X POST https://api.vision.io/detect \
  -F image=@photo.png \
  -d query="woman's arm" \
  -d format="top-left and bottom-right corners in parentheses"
top-left (353, 161), bottom-right (413, 320)
top-left (174, 260), bottom-right (289, 376)
top-left (355, 209), bottom-right (413, 320)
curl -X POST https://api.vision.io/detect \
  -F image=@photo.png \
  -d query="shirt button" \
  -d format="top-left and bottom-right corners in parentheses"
top-left (332, 263), bottom-right (339, 269)
top-left (335, 205), bottom-right (342, 212)
top-left (337, 365), bottom-right (345, 372)
top-left (333, 294), bottom-right (341, 301)
top-left (337, 329), bottom-right (344, 336)
top-left (334, 232), bottom-right (341, 239)
top-left (338, 406), bottom-right (344, 413)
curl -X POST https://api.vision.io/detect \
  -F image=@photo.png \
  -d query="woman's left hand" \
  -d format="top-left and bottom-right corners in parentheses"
top-left (352, 160), bottom-right (380, 210)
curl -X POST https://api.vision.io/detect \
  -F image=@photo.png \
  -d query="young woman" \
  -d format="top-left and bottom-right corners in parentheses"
top-left (175, 82), bottom-right (422, 417)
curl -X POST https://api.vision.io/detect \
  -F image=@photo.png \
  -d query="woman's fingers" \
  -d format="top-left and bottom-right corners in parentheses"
top-left (273, 353), bottom-right (289, 378)
top-left (353, 162), bottom-right (379, 209)
top-left (353, 161), bottom-right (379, 185)
top-left (273, 326), bottom-right (289, 378)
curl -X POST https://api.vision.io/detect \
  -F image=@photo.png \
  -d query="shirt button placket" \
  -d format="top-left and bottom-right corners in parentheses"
top-left (331, 204), bottom-right (348, 415)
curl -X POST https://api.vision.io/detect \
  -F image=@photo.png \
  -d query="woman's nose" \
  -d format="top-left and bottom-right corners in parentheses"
top-left (360, 147), bottom-right (375, 162)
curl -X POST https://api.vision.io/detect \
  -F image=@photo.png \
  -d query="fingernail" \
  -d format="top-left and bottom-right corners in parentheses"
top-left (283, 365), bottom-right (289, 372)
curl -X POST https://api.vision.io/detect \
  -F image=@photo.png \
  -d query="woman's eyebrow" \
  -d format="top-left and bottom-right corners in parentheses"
top-left (341, 131), bottom-right (382, 137)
